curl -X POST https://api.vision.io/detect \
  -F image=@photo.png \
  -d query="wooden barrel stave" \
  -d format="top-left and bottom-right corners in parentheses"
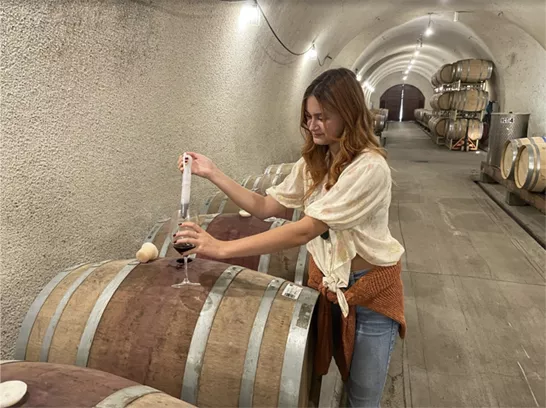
top-left (439, 64), bottom-right (454, 84)
top-left (428, 117), bottom-right (448, 137)
top-left (451, 89), bottom-right (488, 112)
top-left (373, 113), bottom-right (386, 133)
top-left (264, 163), bottom-right (295, 178)
top-left (515, 143), bottom-right (546, 192)
top-left (16, 258), bottom-right (317, 407)
top-left (0, 361), bottom-right (194, 407)
top-left (501, 136), bottom-right (546, 180)
top-left (445, 119), bottom-right (483, 140)
top-left (430, 92), bottom-right (452, 111)
top-left (242, 174), bottom-right (284, 195)
top-left (454, 59), bottom-right (494, 83)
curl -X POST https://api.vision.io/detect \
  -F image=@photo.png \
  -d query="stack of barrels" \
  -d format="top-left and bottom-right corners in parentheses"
top-left (370, 108), bottom-right (388, 135)
top-left (12, 160), bottom-right (324, 408)
top-left (501, 136), bottom-right (546, 192)
top-left (428, 59), bottom-right (493, 149)
top-left (414, 108), bottom-right (432, 129)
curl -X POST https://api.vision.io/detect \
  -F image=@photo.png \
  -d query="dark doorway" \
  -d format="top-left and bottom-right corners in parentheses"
top-left (380, 84), bottom-right (425, 121)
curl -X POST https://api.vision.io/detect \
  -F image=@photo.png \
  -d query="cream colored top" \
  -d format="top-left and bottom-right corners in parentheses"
top-left (266, 151), bottom-right (405, 316)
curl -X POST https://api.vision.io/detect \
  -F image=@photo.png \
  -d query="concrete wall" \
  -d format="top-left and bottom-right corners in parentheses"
top-left (0, 0), bottom-right (318, 358)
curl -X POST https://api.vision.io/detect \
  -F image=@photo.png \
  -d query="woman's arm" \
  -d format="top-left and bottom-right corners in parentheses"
top-left (179, 152), bottom-right (289, 220)
top-left (175, 216), bottom-right (328, 259)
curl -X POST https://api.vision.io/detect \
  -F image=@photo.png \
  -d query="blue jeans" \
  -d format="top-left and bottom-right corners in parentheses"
top-left (341, 269), bottom-right (400, 408)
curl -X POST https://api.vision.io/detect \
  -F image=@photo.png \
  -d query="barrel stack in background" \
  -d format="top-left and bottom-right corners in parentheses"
top-left (426, 59), bottom-right (493, 151)
top-left (370, 108), bottom-right (388, 147)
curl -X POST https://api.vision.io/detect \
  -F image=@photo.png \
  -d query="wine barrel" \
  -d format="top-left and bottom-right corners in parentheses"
top-left (373, 113), bottom-right (386, 133)
top-left (241, 173), bottom-right (284, 195)
top-left (0, 361), bottom-right (194, 407)
top-left (453, 59), bottom-right (494, 83)
top-left (146, 213), bottom-right (308, 285)
top-left (414, 109), bottom-right (423, 123)
top-left (264, 163), bottom-right (295, 178)
top-left (514, 143), bottom-right (546, 192)
top-left (201, 190), bottom-right (302, 222)
top-left (501, 136), bottom-right (546, 180)
top-left (451, 89), bottom-right (488, 112)
top-left (428, 117), bottom-right (448, 137)
top-left (15, 257), bottom-right (317, 407)
top-left (445, 119), bottom-right (483, 140)
top-left (438, 64), bottom-right (455, 84)
top-left (430, 92), bottom-right (453, 111)
top-left (431, 71), bottom-right (440, 88)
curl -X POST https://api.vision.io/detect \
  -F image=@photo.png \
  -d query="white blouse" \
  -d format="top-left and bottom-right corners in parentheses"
top-left (266, 151), bottom-right (405, 316)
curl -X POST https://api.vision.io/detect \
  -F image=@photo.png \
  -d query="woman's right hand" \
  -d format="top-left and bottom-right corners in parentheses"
top-left (177, 152), bottom-right (217, 180)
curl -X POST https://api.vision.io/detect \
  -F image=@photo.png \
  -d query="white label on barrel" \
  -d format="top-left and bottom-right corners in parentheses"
top-left (500, 117), bottom-right (514, 124)
top-left (282, 283), bottom-right (303, 300)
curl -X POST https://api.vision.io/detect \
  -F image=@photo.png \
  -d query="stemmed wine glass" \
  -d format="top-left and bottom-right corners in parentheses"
top-left (171, 209), bottom-right (200, 288)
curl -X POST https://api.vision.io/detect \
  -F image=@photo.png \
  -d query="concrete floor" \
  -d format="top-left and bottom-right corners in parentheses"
top-left (380, 122), bottom-right (546, 408)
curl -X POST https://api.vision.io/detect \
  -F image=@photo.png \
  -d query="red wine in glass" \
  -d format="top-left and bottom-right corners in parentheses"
top-left (173, 242), bottom-right (195, 254)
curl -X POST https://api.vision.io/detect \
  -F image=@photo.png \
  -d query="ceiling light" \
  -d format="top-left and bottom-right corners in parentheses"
top-left (306, 46), bottom-right (317, 60)
top-left (410, 59), bottom-right (416, 64)
top-left (238, 2), bottom-right (260, 28)
top-left (414, 50), bottom-right (420, 56)
top-left (403, 76), bottom-right (408, 81)
top-left (425, 13), bottom-right (434, 36)
top-left (405, 70), bottom-right (409, 74)
top-left (357, 74), bottom-right (362, 81)
top-left (454, 11), bottom-right (459, 22)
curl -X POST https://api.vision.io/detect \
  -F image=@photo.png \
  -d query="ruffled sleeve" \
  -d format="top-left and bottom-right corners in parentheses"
top-left (265, 157), bottom-right (306, 209)
top-left (304, 155), bottom-right (391, 231)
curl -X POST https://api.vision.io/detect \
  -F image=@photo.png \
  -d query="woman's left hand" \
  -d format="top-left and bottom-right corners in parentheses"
top-left (173, 222), bottom-right (229, 258)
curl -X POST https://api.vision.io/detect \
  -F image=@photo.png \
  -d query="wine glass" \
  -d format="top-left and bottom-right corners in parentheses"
top-left (171, 209), bottom-right (200, 288)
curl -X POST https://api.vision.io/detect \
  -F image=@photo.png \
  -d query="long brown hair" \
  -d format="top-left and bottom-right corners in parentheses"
top-left (301, 68), bottom-right (385, 200)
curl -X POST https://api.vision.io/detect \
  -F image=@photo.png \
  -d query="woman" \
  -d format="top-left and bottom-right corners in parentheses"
top-left (175, 67), bottom-right (406, 408)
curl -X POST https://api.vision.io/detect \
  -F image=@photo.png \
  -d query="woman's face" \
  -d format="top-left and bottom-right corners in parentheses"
top-left (305, 96), bottom-right (344, 146)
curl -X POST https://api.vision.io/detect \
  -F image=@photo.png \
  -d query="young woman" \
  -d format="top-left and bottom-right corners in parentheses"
top-left (175, 67), bottom-right (406, 408)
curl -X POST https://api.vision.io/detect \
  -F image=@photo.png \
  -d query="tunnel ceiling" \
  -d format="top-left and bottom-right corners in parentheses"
top-left (311, 0), bottom-right (545, 101)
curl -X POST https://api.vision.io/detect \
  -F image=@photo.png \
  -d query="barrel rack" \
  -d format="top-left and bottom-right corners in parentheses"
top-left (479, 161), bottom-right (546, 215)
top-left (431, 80), bottom-right (486, 151)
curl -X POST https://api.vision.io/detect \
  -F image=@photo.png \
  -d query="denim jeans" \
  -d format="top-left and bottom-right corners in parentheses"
top-left (334, 269), bottom-right (400, 408)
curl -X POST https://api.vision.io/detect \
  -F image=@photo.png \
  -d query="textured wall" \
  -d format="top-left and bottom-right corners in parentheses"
top-left (0, 0), bottom-right (320, 358)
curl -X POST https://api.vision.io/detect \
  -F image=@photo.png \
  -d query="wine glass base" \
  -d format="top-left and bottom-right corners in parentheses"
top-left (171, 279), bottom-right (200, 288)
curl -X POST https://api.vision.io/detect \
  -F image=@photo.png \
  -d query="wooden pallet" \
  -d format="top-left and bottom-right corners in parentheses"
top-left (480, 161), bottom-right (546, 214)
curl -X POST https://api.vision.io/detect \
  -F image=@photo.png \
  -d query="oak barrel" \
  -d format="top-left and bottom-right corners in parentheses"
top-left (451, 89), bottom-right (488, 112)
top-left (438, 64), bottom-right (455, 84)
top-left (146, 213), bottom-right (308, 285)
top-left (241, 173), bottom-right (284, 195)
top-left (428, 117), bottom-right (449, 137)
top-left (15, 258), bottom-right (317, 407)
top-left (0, 360), bottom-right (194, 407)
top-left (430, 92), bottom-right (453, 111)
top-left (264, 163), bottom-right (295, 179)
top-left (431, 71), bottom-right (440, 88)
top-left (501, 136), bottom-right (546, 180)
top-left (445, 119), bottom-right (483, 140)
top-left (373, 113), bottom-right (386, 133)
top-left (453, 59), bottom-right (494, 83)
top-left (201, 188), bottom-right (302, 222)
top-left (514, 143), bottom-right (546, 192)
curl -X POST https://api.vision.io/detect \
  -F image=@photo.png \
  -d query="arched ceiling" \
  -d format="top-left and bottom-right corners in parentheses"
top-left (353, 15), bottom-right (495, 90)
